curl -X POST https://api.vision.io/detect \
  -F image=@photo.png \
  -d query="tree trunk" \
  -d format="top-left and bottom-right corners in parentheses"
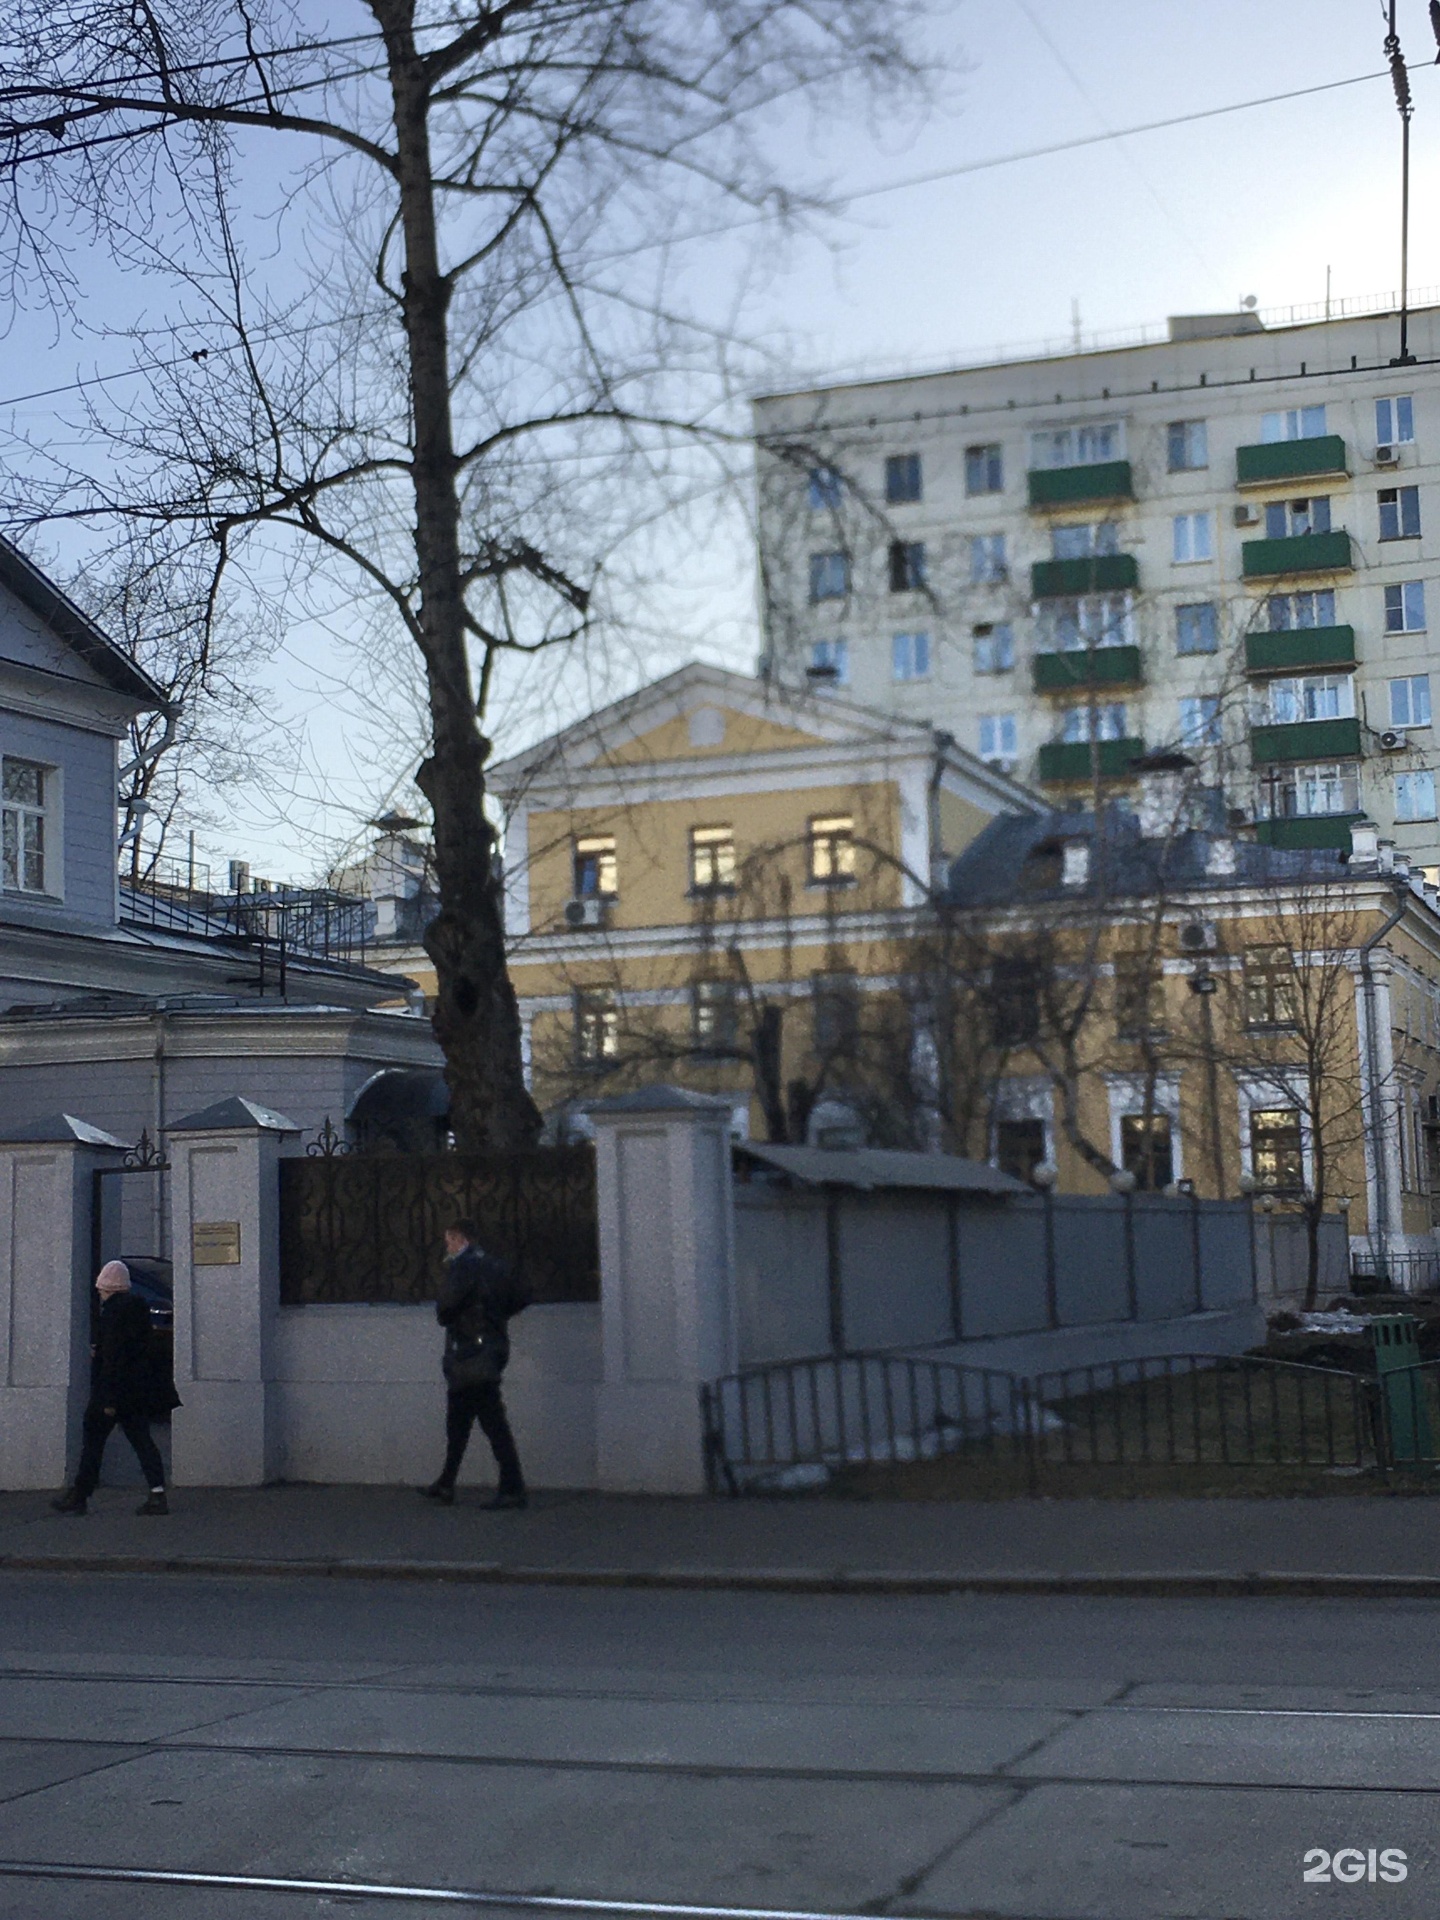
top-left (376, 0), bottom-right (540, 1152)
top-left (1303, 1202), bottom-right (1322, 1312)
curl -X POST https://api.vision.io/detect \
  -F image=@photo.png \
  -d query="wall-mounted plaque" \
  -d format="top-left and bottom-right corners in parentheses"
top-left (193, 1220), bottom-right (242, 1266)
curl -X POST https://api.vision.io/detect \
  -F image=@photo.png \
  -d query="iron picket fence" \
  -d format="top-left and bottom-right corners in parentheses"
top-left (699, 1350), bottom-right (1440, 1493)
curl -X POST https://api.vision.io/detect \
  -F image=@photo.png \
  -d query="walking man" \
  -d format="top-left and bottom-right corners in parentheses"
top-left (421, 1219), bottom-right (528, 1509)
top-left (53, 1261), bottom-right (171, 1516)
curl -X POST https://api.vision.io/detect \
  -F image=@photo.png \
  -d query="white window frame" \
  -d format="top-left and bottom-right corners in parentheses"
top-left (978, 713), bottom-right (1018, 766)
top-left (1175, 602), bottom-right (1219, 655)
top-left (969, 532), bottom-right (1007, 585)
top-left (1036, 591), bottom-right (1135, 653)
top-left (1264, 590), bottom-right (1337, 631)
top-left (972, 622), bottom-right (1014, 674)
top-left (0, 755), bottom-right (61, 900)
top-left (1167, 419), bottom-right (1208, 472)
top-left (1395, 769), bottom-right (1437, 823)
top-left (1261, 405), bottom-right (1327, 443)
top-left (1389, 674), bottom-right (1431, 727)
top-left (991, 1076), bottom-right (1055, 1169)
top-left (1378, 485), bottom-right (1421, 542)
top-left (1385, 580), bottom-right (1427, 633)
top-left (1256, 763), bottom-right (1360, 821)
top-left (810, 638), bottom-right (849, 685)
top-left (1060, 702), bottom-right (1127, 744)
top-left (1172, 511), bottom-right (1213, 564)
top-left (1051, 520), bottom-right (1119, 560)
top-left (1255, 674), bottom-right (1354, 727)
top-left (1376, 395), bottom-right (1415, 446)
top-left (891, 630), bottom-right (931, 682)
top-left (1265, 496), bottom-right (1331, 539)
top-left (1028, 421), bottom-right (1124, 469)
top-left (1178, 695), bottom-right (1222, 748)
top-left (1236, 1075), bottom-right (1314, 1189)
top-left (1106, 1073), bottom-right (1184, 1184)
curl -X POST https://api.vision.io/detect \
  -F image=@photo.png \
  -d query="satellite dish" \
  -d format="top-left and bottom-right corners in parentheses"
top-left (1241, 295), bottom-right (1258, 311)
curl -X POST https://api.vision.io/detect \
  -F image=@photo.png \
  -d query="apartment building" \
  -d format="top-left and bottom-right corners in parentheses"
top-left (752, 303), bottom-right (1440, 871)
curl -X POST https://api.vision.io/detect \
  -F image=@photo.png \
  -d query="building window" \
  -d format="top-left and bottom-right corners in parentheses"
top-left (1029, 422), bottom-right (1121, 468)
top-left (809, 550), bottom-right (849, 601)
top-left (973, 622), bottom-right (1015, 673)
top-left (1179, 695), bottom-right (1221, 748)
top-left (1265, 496), bottom-right (1330, 539)
top-left (1385, 580), bottom-right (1427, 633)
top-left (1376, 395), bottom-right (1415, 446)
top-left (885, 453), bottom-right (922, 504)
top-left (1060, 702), bottom-right (1127, 744)
top-left (1261, 405), bottom-right (1327, 443)
top-left (1244, 947), bottom-right (1297, 1028)
top-left (1167, 419), bottom-right (1208, 472)
top-left (808, 814), bottom-right (855, 885)
top-left (889, 539), bottom-right (927, 592)
top-left (965, 443), bottom-right (1003, 494)
top-left (1052, 521), bottom-right (1119, 560)
top-left (1176, 602), bottom-right (1219, 654)
top-left (1037, 592), bottom-right (1134, 652)
top-left (1121, 1113), bottom-right (1174, 1191)
top-left (1172, 511), bottom-right (1213, 563)
top-left (1265, 590), bottom-right (1336, 630)
top-left (979, 713), bottom-right (1018, 766)
top-left (1255, 673), bottom-right (1353, 726)
top-left (808, 466), bottom-right (843, 511)
top-left (1379, 485), bottom-right (1421, 541)
top-left (1251, 1106), bottom-right (1304, 1189)
top-left (692, 978), bottom-right (739, 1053)
top-left (812, 970), bottom-right (859, 1055)
top-left (1257, 762), bottom-right (1360, 820)
top-left (574, 989), bottom-right (619, 1067)
top-left (891, 631), bottom-right (930, 681)
top-left (1, 758), bottom-right (50, 895)
top-left (968, 532), bottom-right (1006, 584)
top-left (689, 825), bottom-right (735, 893)
top-left (573, 834), bottom-right (617, 898)
top-left (809, 638), bottom-right (849, 685)
top-left (1114, 954), bottom-right (1162, 1039)
top-left (991, 957), bottom-right (1041, 1045)
top-left (995, 1116), bottom-right (1045, 1182)
top-left (1395, 770), bottom-right (1438, 823)
top-left (1390, 674), bottom-right (1432, 727)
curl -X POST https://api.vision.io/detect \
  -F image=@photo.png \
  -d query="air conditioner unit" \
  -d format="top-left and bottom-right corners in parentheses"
top-left (1378, 727), bottom-right (1408, 751)
top-left (564, 896), bottom-right (607, 928)
top-left (1233, 504), bottom-right (1261, 528)
top-left (1375, 443), bottom-right (1401, 466)
top-left (1178, 919), bottom-right (1219, 953)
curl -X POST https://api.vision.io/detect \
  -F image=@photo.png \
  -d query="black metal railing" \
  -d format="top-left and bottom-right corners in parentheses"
top-left (120, 867), bottom-right (373, 966)
top-left (699, 1349), bottom-right (1440, 1494)
top-left (1351, 1248), bottom-right (1440, 1295)
top-left (701, 1353), bottom-right (1025, 1494)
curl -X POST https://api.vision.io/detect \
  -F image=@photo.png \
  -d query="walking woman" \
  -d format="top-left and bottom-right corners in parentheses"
top-left (52, 1261), bottom-right (173, 1516)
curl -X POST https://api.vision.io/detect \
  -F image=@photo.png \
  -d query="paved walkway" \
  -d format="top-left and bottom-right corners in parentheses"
top-left (3, 1484), bottom-right (1440, 1595)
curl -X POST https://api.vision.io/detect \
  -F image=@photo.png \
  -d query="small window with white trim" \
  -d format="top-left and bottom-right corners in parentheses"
top-left (1, 757), bottom-right (52, 895)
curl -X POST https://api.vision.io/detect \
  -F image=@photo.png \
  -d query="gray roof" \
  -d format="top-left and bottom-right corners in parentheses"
top-left (584, 1083), bottom-right (736, 1117)
top-left (945, 802), bottom-right (1353, 910)
top-left (0, 535), bottom-right (169, 708)
top-left (165, 1095), bottom-right (300, 1134)
top-left (0, 1112), bottom-right (131, 1148)
top-left (737, 1143), bottom-right (1028, 1194)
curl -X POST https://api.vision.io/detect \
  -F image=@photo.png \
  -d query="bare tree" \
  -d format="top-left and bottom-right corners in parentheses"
top-left (0, 0), bottom-right (925, 1147)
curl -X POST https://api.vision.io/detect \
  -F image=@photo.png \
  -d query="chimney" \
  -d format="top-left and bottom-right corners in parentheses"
top-left (1061, 838), bottom-right (1091, 888)
top-left (1378, 838), bottom-right (1396, 874)
top-left (1131, 751), bottom-right (1196, 840)
top-left (1205, 837), bottom-right (1238, 878)
top-left (1395, 852), bottom-right (1413, 883)
top-left (1348, 817), bottom-right (1381, 867)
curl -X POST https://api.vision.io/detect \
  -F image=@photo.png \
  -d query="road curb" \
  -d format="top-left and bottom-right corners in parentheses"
top-left (5, 1553), bottom-right (1440, 1598)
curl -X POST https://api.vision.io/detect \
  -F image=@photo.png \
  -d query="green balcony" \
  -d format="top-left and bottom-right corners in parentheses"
top-left (1030, 553), bottom-right (1140, 599)
top-left (1033, 645), bottom-right (1143, 693)
top-left (1244, 625), bottom-right (1356, 675)
top-left (1027, 460), bottom-right (1135, 509)
top-left (1241, 531), bottom-right (1354, 580)
top-left (1236, 435), bottom-right (1349, 488)
top-left (1254, 814), bottom-right (1362, 851)
top-left (1037, 737), bottom-right (1145, 783)
top-left (1250, 717), bottom-right (1361, 765)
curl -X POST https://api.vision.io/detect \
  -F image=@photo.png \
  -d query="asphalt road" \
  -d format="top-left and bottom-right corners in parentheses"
top-left (0, 1572), bottom-right (1437, 1920)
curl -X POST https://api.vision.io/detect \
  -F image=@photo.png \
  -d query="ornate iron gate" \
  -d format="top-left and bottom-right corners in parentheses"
top-left (278, 1124), bottom-right (598, 1305)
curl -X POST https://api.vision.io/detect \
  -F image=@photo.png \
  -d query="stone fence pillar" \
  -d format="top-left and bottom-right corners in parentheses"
top-left (167, 1097), bottom-right (299, 1487)
top-left (586, 1086), bottom-right (737, 1494)
top-left (0, 1115), bottom-right (130, 1490)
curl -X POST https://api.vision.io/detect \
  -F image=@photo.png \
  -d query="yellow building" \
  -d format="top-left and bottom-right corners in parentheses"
top-left (480, 662), bottom-right (1038, 1143)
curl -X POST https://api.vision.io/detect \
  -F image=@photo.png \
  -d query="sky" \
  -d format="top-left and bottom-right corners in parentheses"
top-left (6, 0), bottom-right (1440, 882)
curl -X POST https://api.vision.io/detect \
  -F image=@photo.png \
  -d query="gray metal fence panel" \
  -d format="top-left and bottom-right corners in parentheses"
top-left (1200, 1206), bottom-right (1259, 1309)
top-left (1133, 1202), bottom-right (1198, 1321)
top-left (954, 1201), bottom-right (1049, 1336)
top-left (1051, 1197), bottom-right (1129, 1325)
top-left (734, 1188), bottom-right (830, 1365)
top-left (839, 1196), bottom-right (953, 1351)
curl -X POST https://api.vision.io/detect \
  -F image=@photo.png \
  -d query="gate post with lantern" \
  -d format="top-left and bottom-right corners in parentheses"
top-left (0, 1115), bottom-right (131, 1490)
top-left (167, 1097), bottom-right (299, 1486)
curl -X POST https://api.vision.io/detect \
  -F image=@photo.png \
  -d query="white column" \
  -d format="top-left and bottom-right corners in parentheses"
top-left (587, 1086), bottom-right (737, 1494)
top-left (167, 1097), bottom-right (299, 1487)
top-left (0, 1118), bottom-right (129, 1490)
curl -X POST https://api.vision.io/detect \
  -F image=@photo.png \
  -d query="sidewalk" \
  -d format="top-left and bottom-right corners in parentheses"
top-left (4, 1484), bottom-right (1440, 1596)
